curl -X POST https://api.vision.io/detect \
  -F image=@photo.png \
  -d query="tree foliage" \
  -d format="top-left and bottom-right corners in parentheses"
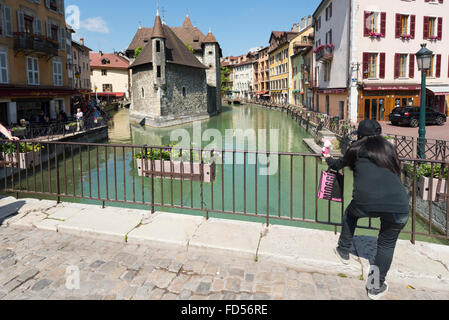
top-left (134, 46), bottom-right (143, 59)
top-left (221, 66), bottom-right (231, 93)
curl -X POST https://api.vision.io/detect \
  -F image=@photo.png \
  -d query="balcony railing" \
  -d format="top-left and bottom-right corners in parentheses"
top-left (314, 44), bottom-right (334, 62)
top-left (13, 33), bottom-right (59, 58)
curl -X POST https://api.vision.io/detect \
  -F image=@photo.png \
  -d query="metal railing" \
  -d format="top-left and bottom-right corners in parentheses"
top-left (9, 116), bottom-right (111, 141)
top-left (0, 139), bottom-right (447, 244)
top-left (239, 99), bottom-right (449, 161)
top-left (13, 33), bottom-right (59, 57)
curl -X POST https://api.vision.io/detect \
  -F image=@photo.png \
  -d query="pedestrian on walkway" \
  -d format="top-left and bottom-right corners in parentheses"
top-left (76, 108), bottom-right (84, 132)
top-left (323, 119), bottom-right (410, 300)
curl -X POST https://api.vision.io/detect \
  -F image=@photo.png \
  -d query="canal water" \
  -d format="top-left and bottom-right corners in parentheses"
top-left (7, 104), bottom-right (448, 245)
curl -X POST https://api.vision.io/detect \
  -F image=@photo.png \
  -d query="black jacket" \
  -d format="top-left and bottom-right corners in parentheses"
top-left (326, 155), bottom-right (410, 214)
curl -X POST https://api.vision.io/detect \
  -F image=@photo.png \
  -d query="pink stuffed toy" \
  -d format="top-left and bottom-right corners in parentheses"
top-left (322, 139), bottom-right (332, 156)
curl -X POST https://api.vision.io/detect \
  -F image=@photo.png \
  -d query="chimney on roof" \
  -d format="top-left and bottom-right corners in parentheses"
top-left (80, 38), bottom-right (84, 46)
top-left (99, 51), bottom-right (103, 56)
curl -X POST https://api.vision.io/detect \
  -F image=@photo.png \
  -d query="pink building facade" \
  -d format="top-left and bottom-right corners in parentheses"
top-left (314, 0), bottom-right (449, 123)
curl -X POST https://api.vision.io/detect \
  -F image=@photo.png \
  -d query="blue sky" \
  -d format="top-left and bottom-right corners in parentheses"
top-left (66, 0), bottom-right (321, 57)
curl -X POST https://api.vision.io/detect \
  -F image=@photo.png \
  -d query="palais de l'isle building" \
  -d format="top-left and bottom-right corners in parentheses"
top-left (126, 13), bottom-right (222, 127)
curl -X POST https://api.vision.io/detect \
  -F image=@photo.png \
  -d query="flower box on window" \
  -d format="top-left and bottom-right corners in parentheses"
top-left (369, 32), bottom-right (383, 38)
top-left (400, 34), bottom-right (412, 40)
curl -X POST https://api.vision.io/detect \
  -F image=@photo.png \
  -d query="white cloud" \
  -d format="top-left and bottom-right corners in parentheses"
top-left (80, 17), bottom-right (110, 34)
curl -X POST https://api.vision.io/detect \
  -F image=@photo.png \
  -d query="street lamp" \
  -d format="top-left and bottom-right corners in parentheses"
top-left (415, 44), bottom-right (433, 159)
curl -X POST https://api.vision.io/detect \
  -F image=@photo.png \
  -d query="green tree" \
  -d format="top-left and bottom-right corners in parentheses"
top-left (221, 66), bottom-right (231, 94)
top-left (134, 46), bottom-right (143, 59)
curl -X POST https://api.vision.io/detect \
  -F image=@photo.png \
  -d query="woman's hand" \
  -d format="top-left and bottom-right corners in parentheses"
top-left (9, 136), bottom-right (20, 141)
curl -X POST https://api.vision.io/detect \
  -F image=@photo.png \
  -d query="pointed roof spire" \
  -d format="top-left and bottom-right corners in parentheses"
top-left (151, 13), bottom-right (165, 39)
top-left (203, 31), bottom-right (218, 44)
top-left (183, 14), bottom-right (193, 28)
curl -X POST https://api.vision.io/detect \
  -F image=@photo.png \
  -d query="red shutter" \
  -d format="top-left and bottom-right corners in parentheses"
top-left (410, 15), bottom-right (416, 39)
top-left (437, 17), bottom-right (443, 40)
top-left (394, 53), bottom-right (400, 79)
top-left (409, 54), bottom-right (415, 79)
top-left (364, 11), bottom-right (370, 37)
top-left (448, 55), bottom-right (449, 77)
top-left (379, 53), bottom-right (386, 79)
top-left (423, 16), bottom-right (429, 40)
top-left (438, 0), bottom-right (443, 3)
top-left (363, 52), bottom-right (369, 79)
top-left (381, 12), bottom-right (386, 37)
top-left (395, 14), bottom-right (401, 38)
top-left (436, 54), bottom-right (441, 78)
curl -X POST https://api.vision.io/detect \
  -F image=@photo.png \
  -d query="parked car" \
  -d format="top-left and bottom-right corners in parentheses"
top-left (389, 107), bottom-right (447, 127)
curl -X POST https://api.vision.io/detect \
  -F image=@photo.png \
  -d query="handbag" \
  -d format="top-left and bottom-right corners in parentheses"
top-left (317, 169), bottom-right (344, 202)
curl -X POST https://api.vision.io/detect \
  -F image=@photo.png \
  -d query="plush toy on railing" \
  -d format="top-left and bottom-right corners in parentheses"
top-left (321, 139), bottom-right (332, 157)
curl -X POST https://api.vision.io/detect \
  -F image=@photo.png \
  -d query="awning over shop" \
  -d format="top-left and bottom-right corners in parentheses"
top-left (363, 85), bottom-right (420, 91)
top-left (94, 92), bottom-right (125, 97)
top-left (426, 85), bottom-right (449, 96)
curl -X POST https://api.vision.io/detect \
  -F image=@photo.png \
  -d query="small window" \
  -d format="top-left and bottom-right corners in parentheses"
top-left (101, 69), bottom-right (107, 76)
top-left (182, 87), bottom-right (186, 97)
top-left (208, 51), bottom-right (213, 55)
top-left (156, 40), bottom-right (160, 53)
top-left (142, 88), bottom-right (145, 98)
top-left (157, 65), bottom-right (161, 78)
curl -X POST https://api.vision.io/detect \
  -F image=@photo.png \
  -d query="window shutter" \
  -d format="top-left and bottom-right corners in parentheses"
top-left (364, 11), bottom-right (370, 37)
top-left (423, 16), bottom-right (429, 40)
top-left (394, 53), bottom-right (400, 79)
top-left (381, 12), bottom-right (386, 37)
top-left (46, 21), bottom-right (51, 38)
top-left (0, 4), bottom-right (4, 37)
top-left (58, 0), bottom-right (63, 14)
top-left (437, 17), bottom-right (443, 40)
top-left (436, 54), bottom-right (441, 78)
top-left (326, 7), bottom-right (328, 21)
top-left (4, 7), bottom-right (12, 37)
top-left (438, 0), bottom-right (443, 3)
top-left (59, 27), bottom-right (66, 50)
top-left (379, 53), bottom-right (386, 79)
top-left (17, 10), bottom-right (25, 33)
top-left (363, 52), bottom-right (369, 79)
top-left (410, 15), bottom-right (416, 39)
top-left (34, 18), bottom-right (43, 36)
top-left (409, 54), bottom-right (415, 78)
top-left (395, 14), bottom-right (401, 38)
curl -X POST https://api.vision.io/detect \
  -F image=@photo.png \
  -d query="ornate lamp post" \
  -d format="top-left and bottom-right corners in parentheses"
top-left (415, 44), bottom-right (433, 159)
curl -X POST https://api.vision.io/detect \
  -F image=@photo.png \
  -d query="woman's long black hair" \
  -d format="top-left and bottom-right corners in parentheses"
top-left (344, 135), bottom-right (401, 176)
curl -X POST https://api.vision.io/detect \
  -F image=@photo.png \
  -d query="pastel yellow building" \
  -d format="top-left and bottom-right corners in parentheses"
top-left (0, 0), bottom-right (73, 125)
top-left (288, 24), bottom-right (314, 105)
top-left (268, 31), bottom-right (300, 104)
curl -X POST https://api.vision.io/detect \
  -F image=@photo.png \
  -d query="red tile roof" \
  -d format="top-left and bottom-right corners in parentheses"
top-left (90, 53), bottom-right (129, 69)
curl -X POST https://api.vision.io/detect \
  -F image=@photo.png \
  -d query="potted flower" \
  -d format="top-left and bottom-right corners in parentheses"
top-left (429, 35), bottom-right (439, 41)
top-left (0, 142), bottom-right (43, 169)
top-left (65, 122), bottom-right (77, 132)
top-left (134, 146), bottom-right (218, 183)
top-left (400, 34), bottom-right (412, 40)
top-left (405, 163), bottom-right (448, 201)
top-left (11, 127), bottom-right (27, 137)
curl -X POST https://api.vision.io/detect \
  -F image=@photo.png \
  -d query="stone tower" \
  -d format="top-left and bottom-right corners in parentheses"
top-left (151, 11), bottom-right (166, 116)
top-left (202, 31), bottom-right (222, 114)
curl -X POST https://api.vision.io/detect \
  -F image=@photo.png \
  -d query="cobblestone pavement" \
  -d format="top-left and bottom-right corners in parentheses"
top-left (1, 226), bottom-right (448, 300)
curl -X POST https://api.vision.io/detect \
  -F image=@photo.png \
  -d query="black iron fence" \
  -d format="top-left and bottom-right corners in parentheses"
top-left (0, 139), bottom-right (447, 244)
top-left (239, 99), bottom-right (449, 161)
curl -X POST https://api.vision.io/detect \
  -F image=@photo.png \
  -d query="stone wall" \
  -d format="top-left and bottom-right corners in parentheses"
top-left (130, 64), bottom-right (161, 120)
top-left (163, 64), bottom-right (208, 117)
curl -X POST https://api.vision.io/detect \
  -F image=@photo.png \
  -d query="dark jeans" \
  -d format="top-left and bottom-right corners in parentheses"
top-left (338, 202), bottom-right (409, 285)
